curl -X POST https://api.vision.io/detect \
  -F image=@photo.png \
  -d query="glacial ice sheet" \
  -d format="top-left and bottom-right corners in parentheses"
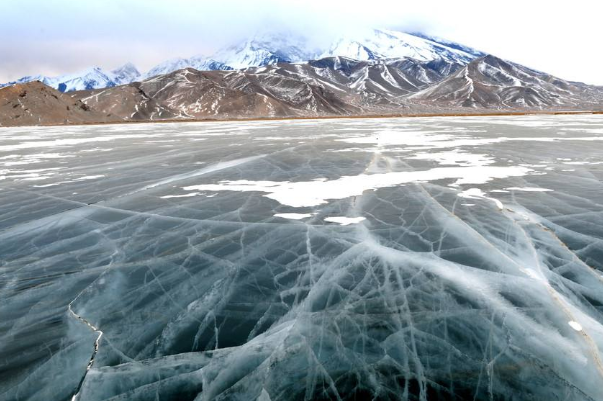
top-left (1, 116), bottom-right (603, 400)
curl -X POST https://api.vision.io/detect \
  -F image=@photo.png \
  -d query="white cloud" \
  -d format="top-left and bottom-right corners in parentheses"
top-left (0, 0), bottom-right (601, 84)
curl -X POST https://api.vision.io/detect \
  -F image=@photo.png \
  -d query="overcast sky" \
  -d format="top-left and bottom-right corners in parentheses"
top-left (1, 0), bottom-right (601, 84)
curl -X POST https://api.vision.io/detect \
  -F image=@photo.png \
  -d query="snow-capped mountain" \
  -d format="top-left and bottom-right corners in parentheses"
top-left (408, 32), bottom-right (486, 59)
top-left (0, 63), bottom-right (141, 92)
top-left (212, 32), bottom-right (316, 69)
top-left (111, 63), bottom-right (141, 86)
top-left (140, 57), bottom-right (231, 80)
top-left (140, 29), bottom-right (482, 80)
top-left (1, 67), bottom-right (114, 92)
top-left (2, 29), bottom-right (485, 91)
top-left (55, 67), bottom-right (117, 92)
top-left (321, 29), bottom-right (482, 64)
top-left (139, 33), bottom-right (314, 79)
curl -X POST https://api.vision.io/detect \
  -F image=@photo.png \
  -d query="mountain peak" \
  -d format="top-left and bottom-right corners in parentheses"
top-left (212, 31), bottom-right (315, 69)
top-left (113, 62), bottom-right (140, 74)
top-left (112, 63), bottom-right (141, 85)
top-left (479, 54), bottom-right (509, 66)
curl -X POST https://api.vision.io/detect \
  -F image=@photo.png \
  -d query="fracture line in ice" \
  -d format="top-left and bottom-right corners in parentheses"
top-left (127, 155), bottom-right (266, 196)
top-left (68, 304), bottom-right (103, 401)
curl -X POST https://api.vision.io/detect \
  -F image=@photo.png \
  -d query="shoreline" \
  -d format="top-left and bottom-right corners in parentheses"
top-left (1, 110), bottom-right (602, 128)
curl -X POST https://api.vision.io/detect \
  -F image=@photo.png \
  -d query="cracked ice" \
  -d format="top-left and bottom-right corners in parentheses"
top-left (2, 115), bottom-right (603, 400)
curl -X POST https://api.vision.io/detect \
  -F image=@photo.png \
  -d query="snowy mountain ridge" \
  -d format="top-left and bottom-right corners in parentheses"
top-left (140, 57), bottom-right (232, 80)
top-left (0, 63), bottom-right (142, 93)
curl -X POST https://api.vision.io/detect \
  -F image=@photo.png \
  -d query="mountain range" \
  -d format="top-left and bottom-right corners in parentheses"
top-left (1, 63), bottom-right (142, 93)
top-left (0, 29), bottom-right (483, 92)
top-left (0, 29), bottom-right (601, 126)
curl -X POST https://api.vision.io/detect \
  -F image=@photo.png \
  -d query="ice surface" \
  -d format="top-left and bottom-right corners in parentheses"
top-left (2, 115), bottom-right (603, 400)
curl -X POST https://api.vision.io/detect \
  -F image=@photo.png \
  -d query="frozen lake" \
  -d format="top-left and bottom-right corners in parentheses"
top-left (2, 115), bottom-right (603, 400)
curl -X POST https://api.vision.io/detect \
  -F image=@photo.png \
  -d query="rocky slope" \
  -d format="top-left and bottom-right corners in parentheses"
top-left (75, 67), bottom-right (360, 120)
top-left (0, 82), bottom-right (116, 127)
top-left (410, 55), bottom-right (603, 109)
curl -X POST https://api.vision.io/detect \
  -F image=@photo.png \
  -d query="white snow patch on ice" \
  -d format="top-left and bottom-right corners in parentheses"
top-left (325, 216), bottom-right (366, 226)
top-left (274, 213), bottom-right (313, 220)
top-left (74, 175), bottom-right (105, 181)
top-left (161, 193), bottom-right (200, 199)
top-left (184, 165), bottom-right (529, 208)
top-left (458, 188), bottom-right (504, 210)
top-left (505, 187), bottom-right (553, 192)
top-left (410, 149), bottom-right (494, 167)
top-left (338, 130), bottom-right (603, 151)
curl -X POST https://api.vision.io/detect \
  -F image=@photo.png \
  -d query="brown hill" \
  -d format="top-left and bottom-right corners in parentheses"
top-left (0, 81), bottom-right (116, 127)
